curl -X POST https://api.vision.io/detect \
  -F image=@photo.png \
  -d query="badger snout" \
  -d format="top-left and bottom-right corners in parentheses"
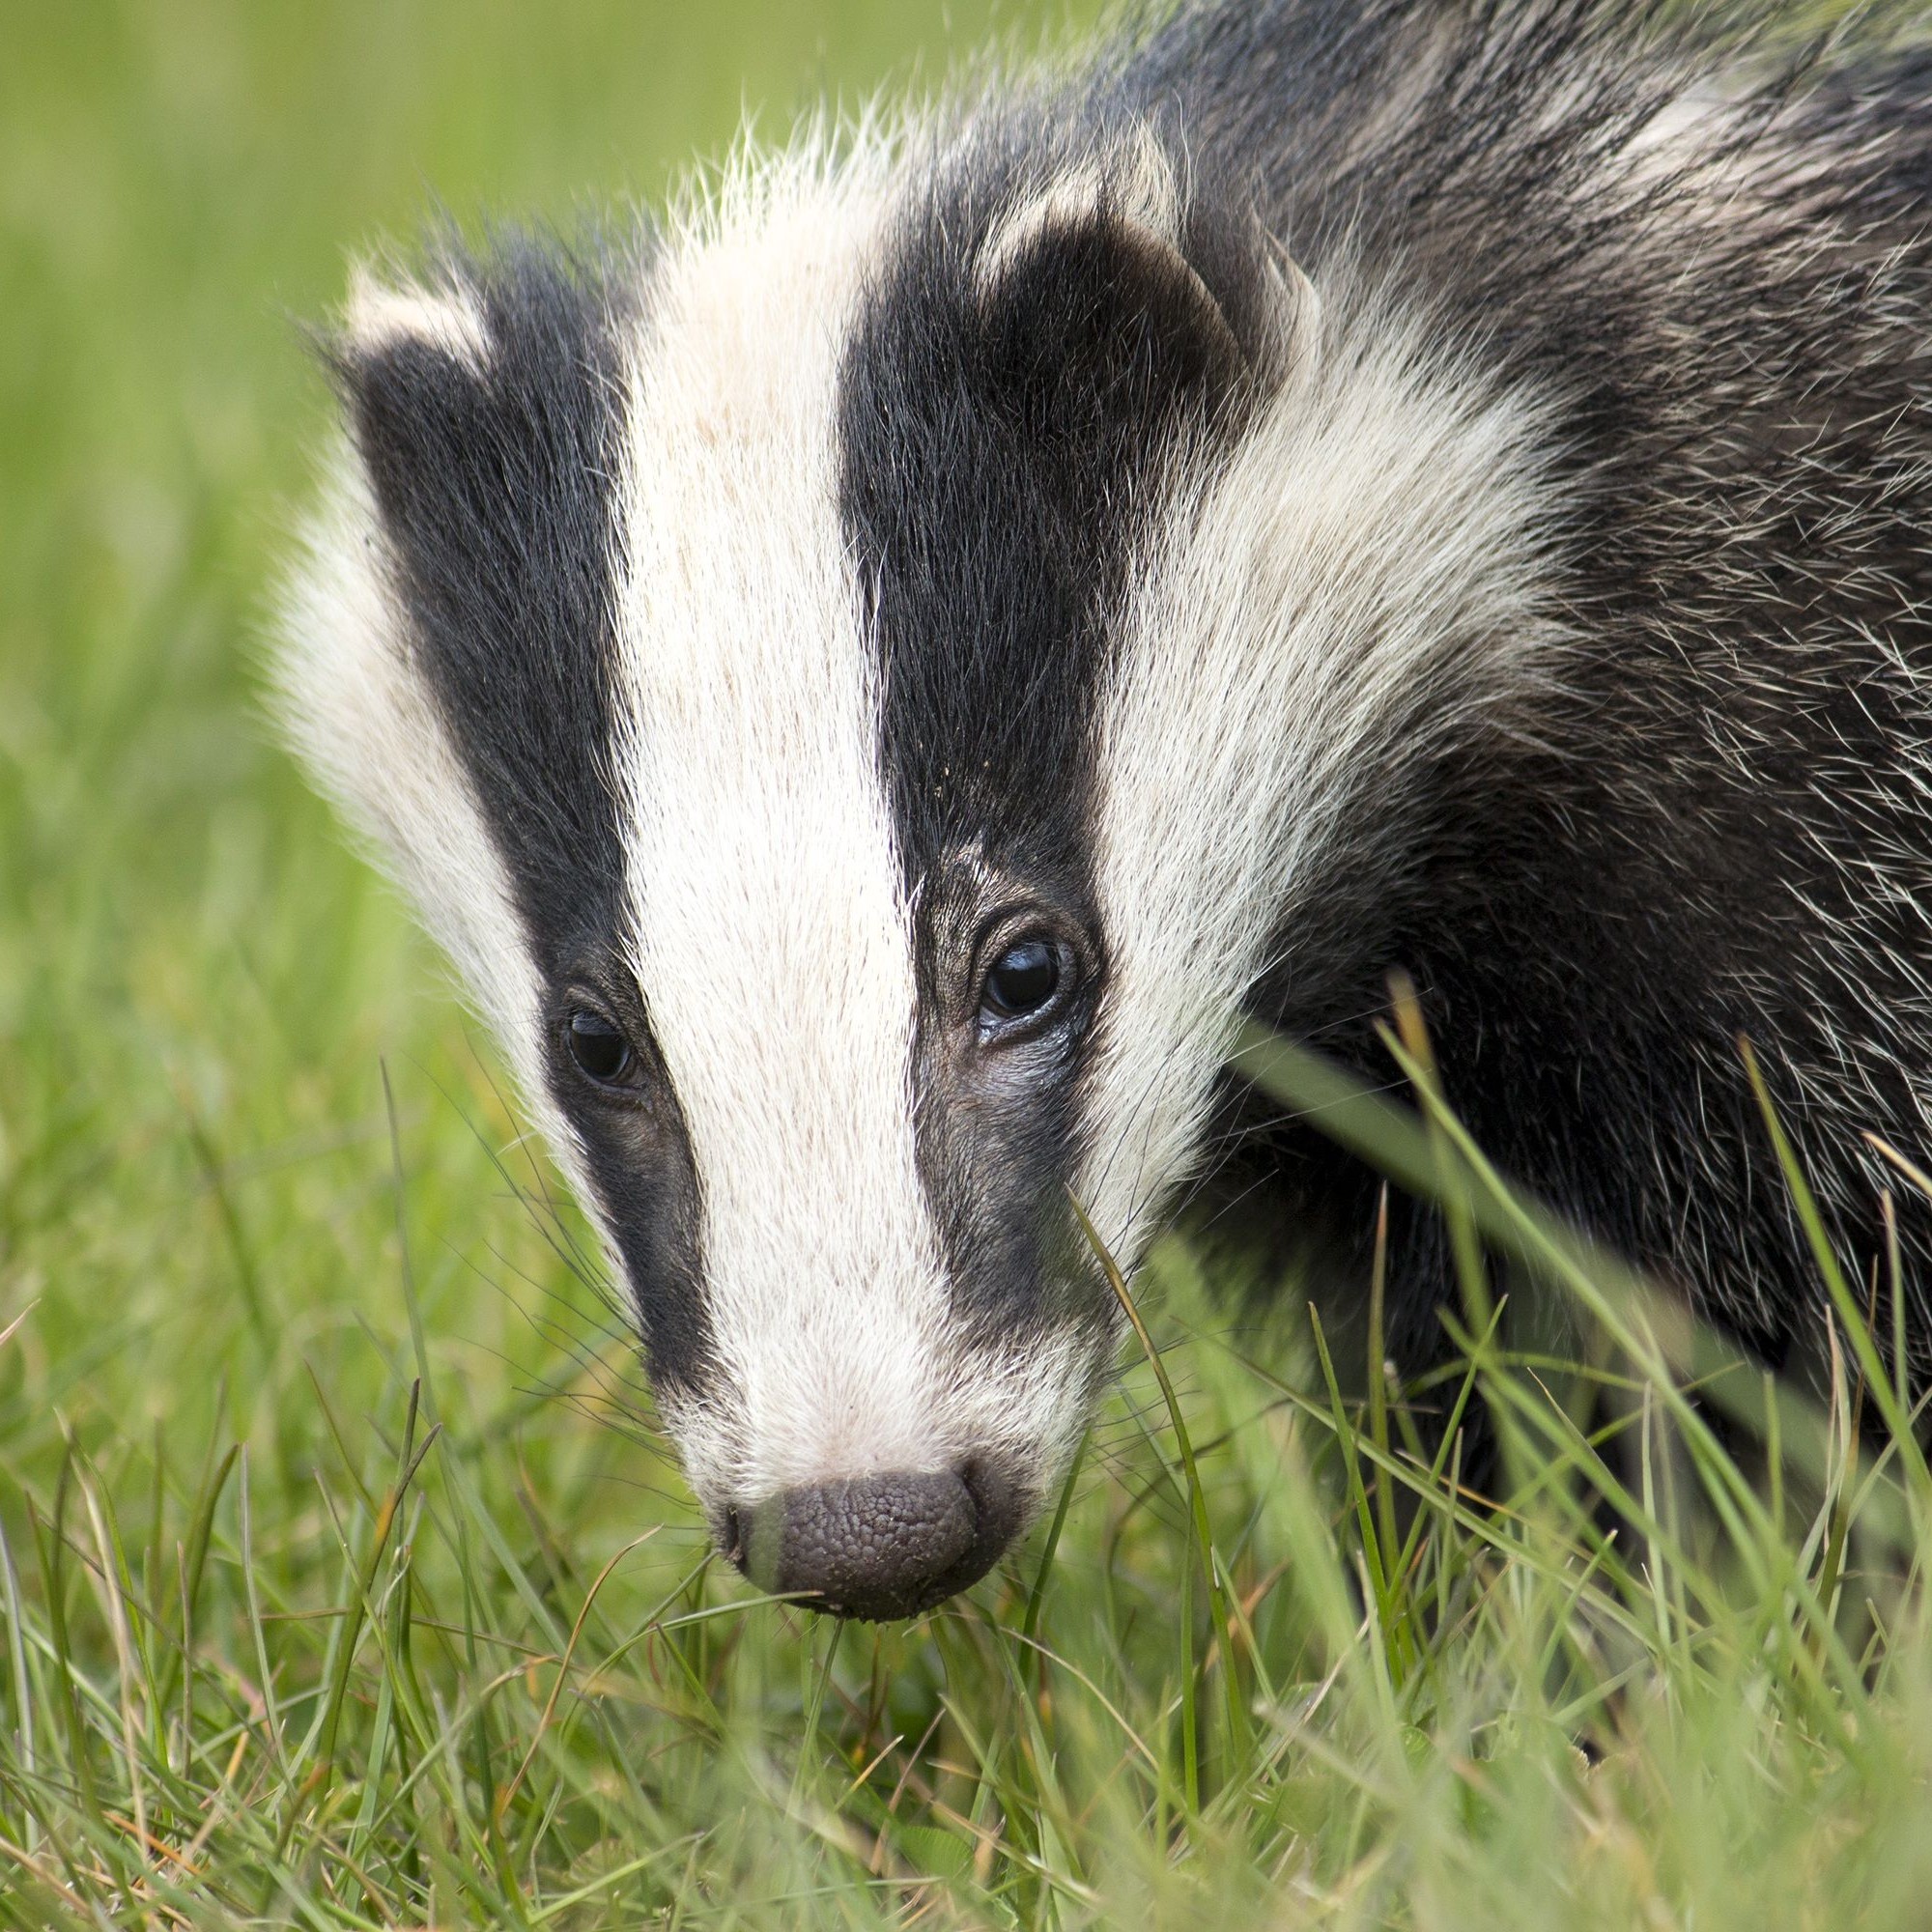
top-left (724, 1459), bottom-right (1021, 1621)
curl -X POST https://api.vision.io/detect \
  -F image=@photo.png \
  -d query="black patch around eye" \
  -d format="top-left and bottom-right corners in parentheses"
top-left (567, 1009), bottom-right (635, 1085)
top-left (981, 937), bottom-right (1063, 1021)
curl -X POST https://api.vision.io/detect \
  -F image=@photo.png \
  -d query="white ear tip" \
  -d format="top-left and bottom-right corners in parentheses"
top-left (975, 130), bottom-right (1184, 301)
top-left (344, 266), bottom-right (492, 374)
top-left (1264, 242), bottom-right (1322, 376)
top-left (1118, 124), bottom-right (1182, 240)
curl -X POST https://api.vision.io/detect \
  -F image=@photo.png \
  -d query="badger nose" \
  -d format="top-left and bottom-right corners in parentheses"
top-left (728, 1463), bottom-right (1015, 1621)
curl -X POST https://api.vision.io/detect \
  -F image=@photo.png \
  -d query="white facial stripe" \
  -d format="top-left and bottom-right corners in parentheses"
top-left (1080, 287), bottom-right (1564, 1262)
top-left (613, 151), bottom-right (967, 1506)
top-left (274, 458), bottom-right (548, 1112)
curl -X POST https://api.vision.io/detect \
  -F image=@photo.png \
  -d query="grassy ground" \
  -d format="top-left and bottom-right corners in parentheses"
top-left (5, 2), bottom-right (1932, 1925)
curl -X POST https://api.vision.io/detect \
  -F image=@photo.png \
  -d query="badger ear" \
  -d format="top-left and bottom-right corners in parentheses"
top-left (972, 136), bottom-right (1312, 434)
top-left (329, 267), bottom-right (500, 549)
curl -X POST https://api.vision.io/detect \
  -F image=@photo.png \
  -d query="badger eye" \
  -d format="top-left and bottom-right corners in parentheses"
top-left (981, 937), bottom-right (1063, 1023)
top-left (566, 1009), bottom-right (634, 1085)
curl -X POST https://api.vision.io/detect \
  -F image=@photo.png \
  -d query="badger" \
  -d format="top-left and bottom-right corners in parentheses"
top-left (275, 0), bottom-right (1932, 1618)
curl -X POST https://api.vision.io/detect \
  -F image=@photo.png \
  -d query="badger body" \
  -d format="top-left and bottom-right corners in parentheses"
top-left (278, 0), bottom-right (1932, 1616)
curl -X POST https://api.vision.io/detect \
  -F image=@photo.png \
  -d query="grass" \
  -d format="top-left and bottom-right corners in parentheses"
top-left (5, 2), bottom-right (1932, 1925)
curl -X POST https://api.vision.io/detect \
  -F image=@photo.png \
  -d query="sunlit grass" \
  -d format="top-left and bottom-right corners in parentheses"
top-left (8, 1014), bottom-right (1932, 1926)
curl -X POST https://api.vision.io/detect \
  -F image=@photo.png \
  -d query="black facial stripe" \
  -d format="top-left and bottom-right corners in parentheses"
top-left (339, 239), bottom-right (713, 1394)
top-left (343, 245), bottom-right (629, 953)
top-left (837, 127), bottom-right (1264, 1334)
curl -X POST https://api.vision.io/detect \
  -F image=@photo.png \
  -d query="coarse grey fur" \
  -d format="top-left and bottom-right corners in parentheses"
top-left (275, 0), bottom-right (1932, 1616)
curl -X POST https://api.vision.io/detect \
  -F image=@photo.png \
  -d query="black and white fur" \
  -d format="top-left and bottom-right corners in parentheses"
top-left (276, 0), bottom-right (1932, 1615)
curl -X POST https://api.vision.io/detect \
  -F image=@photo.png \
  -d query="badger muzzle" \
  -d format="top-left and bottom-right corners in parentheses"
top-left (725, 1460), bottom-right (1022, 1621)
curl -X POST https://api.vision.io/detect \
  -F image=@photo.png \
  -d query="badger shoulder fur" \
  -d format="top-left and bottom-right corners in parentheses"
top-left (274, 0), bottom-right (1932, 1617)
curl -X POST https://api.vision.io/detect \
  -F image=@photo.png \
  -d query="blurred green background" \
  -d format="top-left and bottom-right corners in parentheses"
top-left (14, 10), bottom-right (1932, 1927)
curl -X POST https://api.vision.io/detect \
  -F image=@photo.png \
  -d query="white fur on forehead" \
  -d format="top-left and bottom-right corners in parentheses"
top-left (343, 264), bottom-right (493, 373)
top-left (611, 137), bottom-right (1103, 1511)
top-left (613, 150), bottom-right (953, 1504)
top-left (1078, 281), bottom-right (1564, 1264)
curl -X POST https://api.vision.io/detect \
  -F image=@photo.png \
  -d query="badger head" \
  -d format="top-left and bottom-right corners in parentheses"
top-left (276, 123), bottom-right (1548, 1617)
